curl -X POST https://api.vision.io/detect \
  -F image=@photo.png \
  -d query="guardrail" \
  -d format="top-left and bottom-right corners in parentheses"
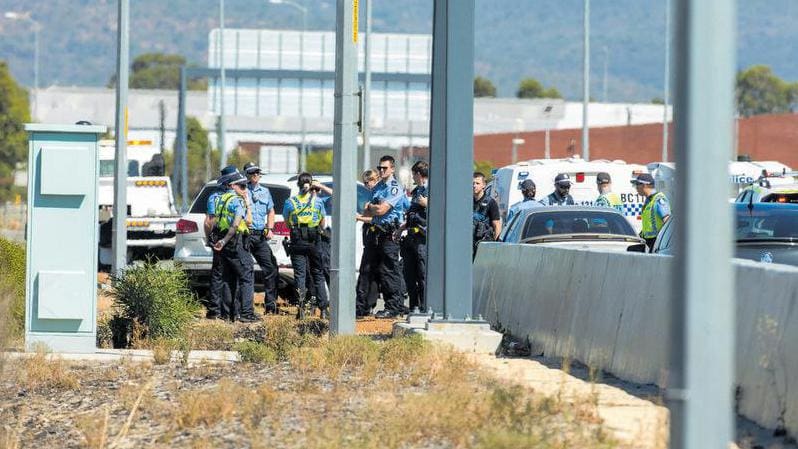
top-left (473, 242), bottom-right (798, 435)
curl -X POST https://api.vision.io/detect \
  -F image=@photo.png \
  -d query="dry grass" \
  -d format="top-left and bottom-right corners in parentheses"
top-left (186, 320), bottom-right (235, 351)
top-left (173, 379), bottom-right (243, 429)
top-left (15, 347), bottom-right (80, 391)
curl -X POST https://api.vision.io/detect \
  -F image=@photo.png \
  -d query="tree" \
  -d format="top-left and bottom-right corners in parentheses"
top-left (651, 97), bottom-right (665, 105)
top-left (0, 61), bottom-right (30, 201)
top-left (108, 53), bottom-right (207, 90)
top-left (516, 78), bottom-right (561, 99)
top-left (474, 76), bottom-right (497, 98)
top-left (306, 150), bottom-right (333, 175)
top-left (169, 116), bottom-right (218, 199)
top-left (474, 160), bottom-right (496, 181)
top-left (736, 65), bottom-right (795, 117)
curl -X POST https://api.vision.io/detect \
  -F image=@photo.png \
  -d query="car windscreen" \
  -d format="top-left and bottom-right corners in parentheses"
top-left (316, 182), bottom-right (371, 214)
top-left (189, 184), bottom-right (292, 215)
top-left (521, 210), bottom-right (635, 240)
top-left (736, 208), bottom-right (798, 240)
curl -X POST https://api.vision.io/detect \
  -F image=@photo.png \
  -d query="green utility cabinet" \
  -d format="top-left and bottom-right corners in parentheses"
top-left (25, 124), bottom-right (107, 353)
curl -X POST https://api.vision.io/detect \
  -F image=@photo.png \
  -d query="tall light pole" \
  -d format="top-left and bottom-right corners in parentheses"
top-left (219, 0), bottom-right (227, 167)
top-left (4, 12), bottom-right (40, 120)
top-left (270, 0), bottom-right (308, 171)
top-left (362, 0), bottom-right (372, 172)
top-left (112, 0), bottom-right (130, 273)
top-left (662, 0), bottom-right (671, 162)
top-left (582, 0), bottom-right (590, 161)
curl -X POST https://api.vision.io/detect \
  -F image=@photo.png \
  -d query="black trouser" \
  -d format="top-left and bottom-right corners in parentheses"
top-left (290, 231), bottom-right (328, 309)
top-left (248, 232), bottom-right (278, 308)
top-left (645, 238), bottom-right (657, 252)
top-left (219, 234), bottom-right (255, 319)
top-left (401, 232), bottom-right (427, 312)
top-left (355, 242), bottom-right (380, 316)
top-left (370, 229), bottom-right (406, 313)
top-left (207, 250), bottom-right (224, 317)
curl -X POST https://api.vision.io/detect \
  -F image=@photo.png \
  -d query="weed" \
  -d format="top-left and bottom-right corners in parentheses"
top-left (174, 380), bottom-right (240, 429)
top-left (186, 320), bottom-right (234, 351)
top-left (235, 341), bottom-right (278, 364)
top-left (19, 348), bottom-right (80, 391)
top-left (110, 261), bottom-right (200, 341)
top-left (96, 315), bottom-right (114, 349)
top-left (0, 237), bottom-right (25, 340)
top-left (150, 338), bottom-right (176, 365)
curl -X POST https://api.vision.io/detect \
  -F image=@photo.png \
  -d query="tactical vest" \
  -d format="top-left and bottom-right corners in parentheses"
top-left (597, 192), bottom-right (623, 213)
top-left (641, 192), bottom-right (667, 239)
top-left (288, 194), bottom-right (323, 228)
top-left (214, 192), bottom-right (249, 234)
top-left (473, 197), bottom-right (495, 241)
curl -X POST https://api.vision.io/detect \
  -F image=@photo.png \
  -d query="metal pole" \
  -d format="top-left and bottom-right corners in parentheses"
top-left (671, 1), bottom-right (736, 449)
top-left (300, 5), bottom-right (307, 172)
top-left (362, 0), bottom-right (372, 171)
top-left (544, 128), bottom-right (551, 159)
top-left (175, 68), bottom-right (186, 201)
top-left (662, 0), bottom-right (671, 162)
top-left (300, 117), bottom-right (307, 172)
top-left (112, 0), bottom-right (129, 274)
top-left (179, 67), bottom-right (189, 212)
top-left (219, 0), bottom-right (227, 167)
top-left (427, 0), bottom-right (474, 318)
top-left (32, 21), bottom-right (39, 120)
top-left (330, 0), bottom-right (358, 335)
top-left (581, 0), bottom-right (590, 161)
top-left (602, 45), bottom-right (608, 103)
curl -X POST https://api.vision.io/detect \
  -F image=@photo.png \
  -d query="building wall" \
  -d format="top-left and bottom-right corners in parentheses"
top-left (474, 113), bottom-right (798, 168)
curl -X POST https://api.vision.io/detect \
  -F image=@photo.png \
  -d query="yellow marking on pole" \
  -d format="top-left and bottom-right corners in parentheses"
top-left (124, 107), bottom-right (129, 138)
top-left (353, 0), bottom-right (359, 43)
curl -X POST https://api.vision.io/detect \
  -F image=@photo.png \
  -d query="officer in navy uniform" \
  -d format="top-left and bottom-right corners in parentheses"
top-left (539, 173), bottom-right (576, 206)
top-left (283, 172), bottom-right (329, 319)
top-left (472, 171), bottom-right (501, 259)
top-left (203, 166), bottom-right (238, 319)
top-left (400, 161), bottom-right (428, 312)
top-left (211, 171), bottom-right (258, 322)
top-left (360, 155), bottom-right (408, 318)
top-left (506, 179), bottom-right (541, 224)
top-left (242, 162), bottom-right (280, 314)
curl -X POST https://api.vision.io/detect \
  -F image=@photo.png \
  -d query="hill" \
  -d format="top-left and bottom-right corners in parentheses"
top-left (0, 0), bottom-right (795, 102)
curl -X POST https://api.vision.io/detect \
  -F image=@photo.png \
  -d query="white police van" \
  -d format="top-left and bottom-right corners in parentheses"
top-left (647, 160), bottom-right (793, 203)
top-left (491, 156), bottom-right (648, 233)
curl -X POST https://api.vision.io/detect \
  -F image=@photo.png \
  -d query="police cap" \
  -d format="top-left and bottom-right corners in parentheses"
top-left (243, 162), bottom-right (262, 175)
top-left (554, 173), bottom-right (571, 186)
top-left (596, 172), bottom-right (612, 184)
top-left (631, 173), bottom-right (655, 185)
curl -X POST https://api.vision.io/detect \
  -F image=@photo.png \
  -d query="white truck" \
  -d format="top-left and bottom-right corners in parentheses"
top-left (97, 140), bottom-right (181, 266)
top-left (490, 156), bottom-right (648, 234)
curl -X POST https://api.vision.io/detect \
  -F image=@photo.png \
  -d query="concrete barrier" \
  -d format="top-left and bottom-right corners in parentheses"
top-left (473, 242), bottom-right (798, 435)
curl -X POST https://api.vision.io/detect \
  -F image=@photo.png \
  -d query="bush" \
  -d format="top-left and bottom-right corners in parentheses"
top-left (0, 237), bottom-right (26, 340)
top-left (235, 341), bottom-right (278, 364)
top-left (110, 261), bottom-right (200, 341)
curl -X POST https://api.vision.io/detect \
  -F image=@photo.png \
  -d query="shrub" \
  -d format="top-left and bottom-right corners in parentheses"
top-left (0, 237), bottom-right (26, 340)
top-left (110, 261), bottom-right (200, 341)
top-left (235, 341), bottom-right (278, 364)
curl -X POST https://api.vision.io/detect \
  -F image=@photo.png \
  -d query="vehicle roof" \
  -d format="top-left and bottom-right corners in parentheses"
top-left (517, 205), bottom-right (628, 217)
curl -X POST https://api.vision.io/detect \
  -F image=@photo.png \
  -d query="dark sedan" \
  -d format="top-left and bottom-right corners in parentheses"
top-left (651, 203), bottom-right (798, 266)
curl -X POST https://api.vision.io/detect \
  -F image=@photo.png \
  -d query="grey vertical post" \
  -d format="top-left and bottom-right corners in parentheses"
top-left (299, 3), bottom-right (307, 171)
top-left (112, 0), bottom-right (129, 274)
top-left (362, 0), bottom-right (372, 171)
top-left (662, 0), bottom-right (671, 162)
top-left (670, 1), bottom-right (736, 449)
top-left (219, 0), bottom-right (227, 167)
top-left (179, 67), bottom-right (189, 212)
top-left (427, 0), bottom-right (474, 318)
top-left (174, 69), bottom-right (186, 201)
top-left (602, 46), bottom-right (608, 103)
top-left (330, 0), bottom-right (358, 335)
top-left (581, 0), bottom-right (590, 161)
top-left (32, 21), bottom-right (39, 119)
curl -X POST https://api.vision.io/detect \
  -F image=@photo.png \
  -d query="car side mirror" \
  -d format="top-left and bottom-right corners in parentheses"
top-left (627, 243), bottom-right (647, 253)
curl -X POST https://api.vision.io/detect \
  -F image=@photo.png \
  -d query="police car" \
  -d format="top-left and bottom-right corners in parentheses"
top-left (734, 172), bottom-right (798, 204)
top-left (491, 156), bottom-right (647, 233)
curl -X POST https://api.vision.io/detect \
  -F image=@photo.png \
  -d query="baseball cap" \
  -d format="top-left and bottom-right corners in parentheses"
top-left (554, 173), bottom-right (571, 186)
top-left (631, 173), bottom-right (655, 185)
top-left (243, 162), bottom-right (262, 175)
top-left (596, 172), bottom-right (612, 184)
top-left (520, 179), bottom-right (536, 190)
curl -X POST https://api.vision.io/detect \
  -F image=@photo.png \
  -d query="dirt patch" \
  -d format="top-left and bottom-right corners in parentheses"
top-left (355, 316), bottom-right (397, 336)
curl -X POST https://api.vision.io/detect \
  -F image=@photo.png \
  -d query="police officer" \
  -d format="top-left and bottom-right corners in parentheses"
top-left (506, 179), bottom-right (541, 224)
top-left (242, 162), bottom-right (279, 314)
top-left (473, 172), bottom-right (501, 258)
top-left (361, 155), bottom-right (407, 319)
top-left (632, 173), bottom-right (671, 251)
top-left (594, 172), bottom-right (623, 213)
top-left (355, 170), bottom-right (381, 318)
top-left (203, 166), bottom-right (237, 319)
top-left (400, 161), bottom-right (428, 313)
top-left (211, 171), bottom-right (258, 323)
top-left (282, 172), bottom-right (328, 319)
top-left (540, 173), bottom-right (576, 206)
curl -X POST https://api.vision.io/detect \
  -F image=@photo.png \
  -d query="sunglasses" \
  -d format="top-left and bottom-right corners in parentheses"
top-left (376, 166), bottom-right (391, 171)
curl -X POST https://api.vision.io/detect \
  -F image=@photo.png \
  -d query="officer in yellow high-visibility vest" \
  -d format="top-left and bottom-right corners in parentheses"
top-left (594, 172), bottom-right (623, 213)
top-left (631, 173), bottom-right (671, 251)
top-left (211, 171), bottom-right (258, 323)
top-left (282, 172), bottom-right (328, 319)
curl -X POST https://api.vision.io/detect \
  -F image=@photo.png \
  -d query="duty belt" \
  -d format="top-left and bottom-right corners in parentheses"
top-left (410, 226), bottom-right (424, 234)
